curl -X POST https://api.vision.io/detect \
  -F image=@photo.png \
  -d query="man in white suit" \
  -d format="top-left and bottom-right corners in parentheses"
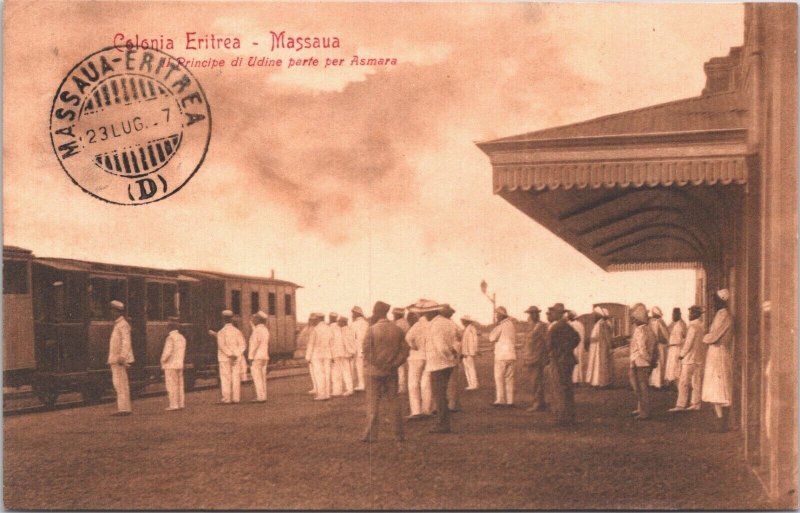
top-left (669, 305), bottom-right (705, 413)
top-left (248, 310), bottom-right (270, 402)
top-left (161, 316), bottom-right (186, 411)
top-left (405, 299), bottom-right (436, 419)
top-left (306, 311), bottom-right (334, 401)
top-left (393, 307), bottom-right (411, 394)
top-left (108, 300), bottom-right (134, 416)
top-left (490, 306), bottom-right (516, 406)
top-left (351, 306), bottom-right (370, 392)
top-left (216, 310), bottom-right (246, 404)
top-left (460, 315), bottom-right (480, 390)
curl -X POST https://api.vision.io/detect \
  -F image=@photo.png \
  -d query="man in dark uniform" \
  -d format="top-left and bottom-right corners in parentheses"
top-left (523, 306), bottom-right (548, 412)
top-left (545, 303), bottom-right (581, 425)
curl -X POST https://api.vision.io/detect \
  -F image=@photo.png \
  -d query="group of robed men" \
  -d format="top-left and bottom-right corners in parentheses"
top-left (628, 289), bottom-right (735, 432)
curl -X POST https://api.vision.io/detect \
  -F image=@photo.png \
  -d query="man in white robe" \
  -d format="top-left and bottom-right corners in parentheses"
top-left (586, 307), bottom-right (613, 387)
top-left (665, 308), bottom-right (687, 384)
top-left (567, 311), bottom-right (588, 385)
top-left (108, 300), bottom-right (134, 416)
top-left (702, 289), bottom-right (734, 432)
top-left (216, 310), bottom-right (246, 404)
top-left (248, 311), bottom-right (270, 402)
top-left (161, 317), bottom-right (186, 410)
top-left (351, 306), bottom-right (369, 392)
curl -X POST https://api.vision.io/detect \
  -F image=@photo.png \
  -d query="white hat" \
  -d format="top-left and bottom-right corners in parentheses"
top-left (631, 303), bottom-right (648, 323)
top-left (717, 289), bottom-right (730, 301)
top-left (351, 306), bottom-right (364, 316)
top-left (222, 309), bottom-right (234, 317)
top-left (408, 299), bottom-right (441, 313)
top-left (593, 306), bottom-right (604, 316)
top-left (110, 300), bottom-right (125, 310)
top-left (651, 306), bottom-right (663, 317)
top-left (255, 310), bottom-right (268, 320)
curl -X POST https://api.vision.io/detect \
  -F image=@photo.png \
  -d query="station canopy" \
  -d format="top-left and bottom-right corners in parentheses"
top-left (477, 67), bottom-right (748, 271)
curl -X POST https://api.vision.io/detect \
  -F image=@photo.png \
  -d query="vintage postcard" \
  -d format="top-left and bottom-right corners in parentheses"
top-left (2, 1), bottom-right (797, 510)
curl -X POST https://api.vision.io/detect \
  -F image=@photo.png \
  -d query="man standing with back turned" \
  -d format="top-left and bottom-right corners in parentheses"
top-left (362, 301), bottom-right (409, 442)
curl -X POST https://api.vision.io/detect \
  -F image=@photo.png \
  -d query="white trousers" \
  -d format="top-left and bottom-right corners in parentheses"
top-left (407, 359), bottom-right (433, 415)
top-left (111, 364), bottom-right (132, 412)
top-left (251, 359), bottom-right (268, 401)
top-left (219, 358), bottom-right (241, 403)
top-left (676, 363), bottom-right (702, 408)
top-left (312, 358), bottom-right (332, 399)
top-left (354, 356), bottom-right (365, 391)
top-left (494, 359), bottom-right (515, 404)
top-left (463, 355), bottom-right (479, 389)
top-left (165, 368), bottom-right (185, 409)
top-left (309, 362), bottom-right (317, 393)
top-left (331, 357), bottom-right (354, 395)
top-left (398, 362), bottom-right (408, 393)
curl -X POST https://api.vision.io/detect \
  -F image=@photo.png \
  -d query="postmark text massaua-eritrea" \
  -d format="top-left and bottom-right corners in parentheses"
top-left (49, 47), bottom-right (211, 205)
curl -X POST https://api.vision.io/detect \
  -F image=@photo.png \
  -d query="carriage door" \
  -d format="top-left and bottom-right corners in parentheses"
top-left (127, 277), bottom-right (147, 374)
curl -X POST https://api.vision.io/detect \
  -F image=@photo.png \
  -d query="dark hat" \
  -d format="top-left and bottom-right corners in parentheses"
top-left (688, 305), bottom-right (703, 314)
top-left (547, 303), bottom-right (566, 314)
top-left (441, 304), bottom-right (455, 316)
top-left (672, 307), bottom-right (681, 315)
top-left (524, 306), bottom-right (541, 314)
top-left (372, 301), bottom-right (391, 318)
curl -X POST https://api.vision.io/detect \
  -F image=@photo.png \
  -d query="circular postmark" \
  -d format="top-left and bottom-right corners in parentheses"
top-left (50, 46), bottom-right (211, 205)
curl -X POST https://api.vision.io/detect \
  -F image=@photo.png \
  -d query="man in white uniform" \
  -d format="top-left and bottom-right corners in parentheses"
top-left (702, 289), bottom-right (734, 432)
top-left (669, 305), bottom-right (705, 413)
top-left (108, 300), bottom-right (134, 416)
top-left (248, 310), bottom-right (270, 402)
top-left (351, 306), bottom-right (369, 392)
top-left (393, 307), bottom-right (411, 394)
top-left (405, 299), bottom-right (436, 419)
top-left (329, 312), bottom-right (350, 397)
top-left (629, 303), bottom-right (656, 420)
top-left (427, 303), bottom-right (459, 433)
top-left (161, 316), bottom-right (186, 411)
top-left (337, 316), bottom-right (355, 396)
top-left (460, 315), bottom-right (480, 390)
top-left (306, 311), bottom-right (334, 401)
top-left (490, 306), bottom-right (516, 406)
top-left (567, 311), bottom-right (587, 385)
top-left (216, 310), bottom-right (246, 404)
top-left (648, 306), bottom-right (670, 388)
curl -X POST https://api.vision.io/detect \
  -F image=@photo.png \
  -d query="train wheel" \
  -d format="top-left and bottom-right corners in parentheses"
top-left (32, 383), bottom-right (59, 409)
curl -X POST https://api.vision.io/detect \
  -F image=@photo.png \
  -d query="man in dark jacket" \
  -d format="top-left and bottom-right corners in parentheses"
top-left (361, 301), bottom-right (410, 442)
top-left (523, 306), bottom-right (548, 412)
top-left (545, 303), bottom-right (580, 425)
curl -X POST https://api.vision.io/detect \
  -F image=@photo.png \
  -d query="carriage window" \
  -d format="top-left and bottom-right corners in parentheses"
top-left (163, 283), bottom-right (177, 318)
top-left (178, 282), bottom-right (190, 321)
top-left (231, 290), bottom-right (241, 315)
top-left (3, 260), bottom-right (29, 294)
top-left (90, 278), bottom-right (109, 319)
top-left (251, 291), bottom-right (260, 314)
top-left (285, 293), bottom-right (293, 315)
top-left (63, 277), bottom-right (83, 321)
top-left (147, 282), bottom-right (163, 320)
top-left (268, 292), bottom-right (277, 316)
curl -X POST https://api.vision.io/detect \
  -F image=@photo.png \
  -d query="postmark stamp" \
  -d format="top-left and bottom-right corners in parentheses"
top-left (49, 46), bottom-right (211, 205)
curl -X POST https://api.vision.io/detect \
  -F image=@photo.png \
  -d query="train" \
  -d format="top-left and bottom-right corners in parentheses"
top-left (2, 246), bottom-right (301, 407)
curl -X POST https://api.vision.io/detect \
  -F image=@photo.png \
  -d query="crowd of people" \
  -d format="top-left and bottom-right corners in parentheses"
top-left (103, 288), bottom-right (735, 437)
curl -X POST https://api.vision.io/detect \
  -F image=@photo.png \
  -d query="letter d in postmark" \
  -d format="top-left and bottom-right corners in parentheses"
top-left (49, 47), bottom-right (211, 205)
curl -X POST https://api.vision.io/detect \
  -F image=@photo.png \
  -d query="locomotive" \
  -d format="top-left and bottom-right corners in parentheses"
top-left (2, 245), bottom-right (300, 407)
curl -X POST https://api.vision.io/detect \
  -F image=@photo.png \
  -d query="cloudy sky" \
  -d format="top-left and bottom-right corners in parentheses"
top-left (4, 2), bottom-right (743, 322)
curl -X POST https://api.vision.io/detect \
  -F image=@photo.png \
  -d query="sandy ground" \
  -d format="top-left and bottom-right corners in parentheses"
top-left (4, 355), bottom-right (775, 510)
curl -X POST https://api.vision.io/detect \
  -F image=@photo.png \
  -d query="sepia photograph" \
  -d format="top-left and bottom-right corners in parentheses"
top-left (2, 1), bottom-right (797, 510)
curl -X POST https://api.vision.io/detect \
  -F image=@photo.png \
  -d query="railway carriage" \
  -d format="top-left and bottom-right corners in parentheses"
top-left (2, 246), bottom-right (301, 408)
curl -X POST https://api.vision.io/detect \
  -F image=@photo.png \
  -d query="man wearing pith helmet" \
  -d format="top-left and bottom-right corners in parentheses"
top-left (490, 306), bottom-right (517, 406)
top-left (108, 300), bottom-right (134, 416)
top-left (216, 309), bottom-right (246, 404)
top-left (629, 303), bottom-right (656, 420)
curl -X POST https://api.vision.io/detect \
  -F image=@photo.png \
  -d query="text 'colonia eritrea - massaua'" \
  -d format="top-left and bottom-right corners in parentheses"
top-left (49, 47), bottom-right (211, 205)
